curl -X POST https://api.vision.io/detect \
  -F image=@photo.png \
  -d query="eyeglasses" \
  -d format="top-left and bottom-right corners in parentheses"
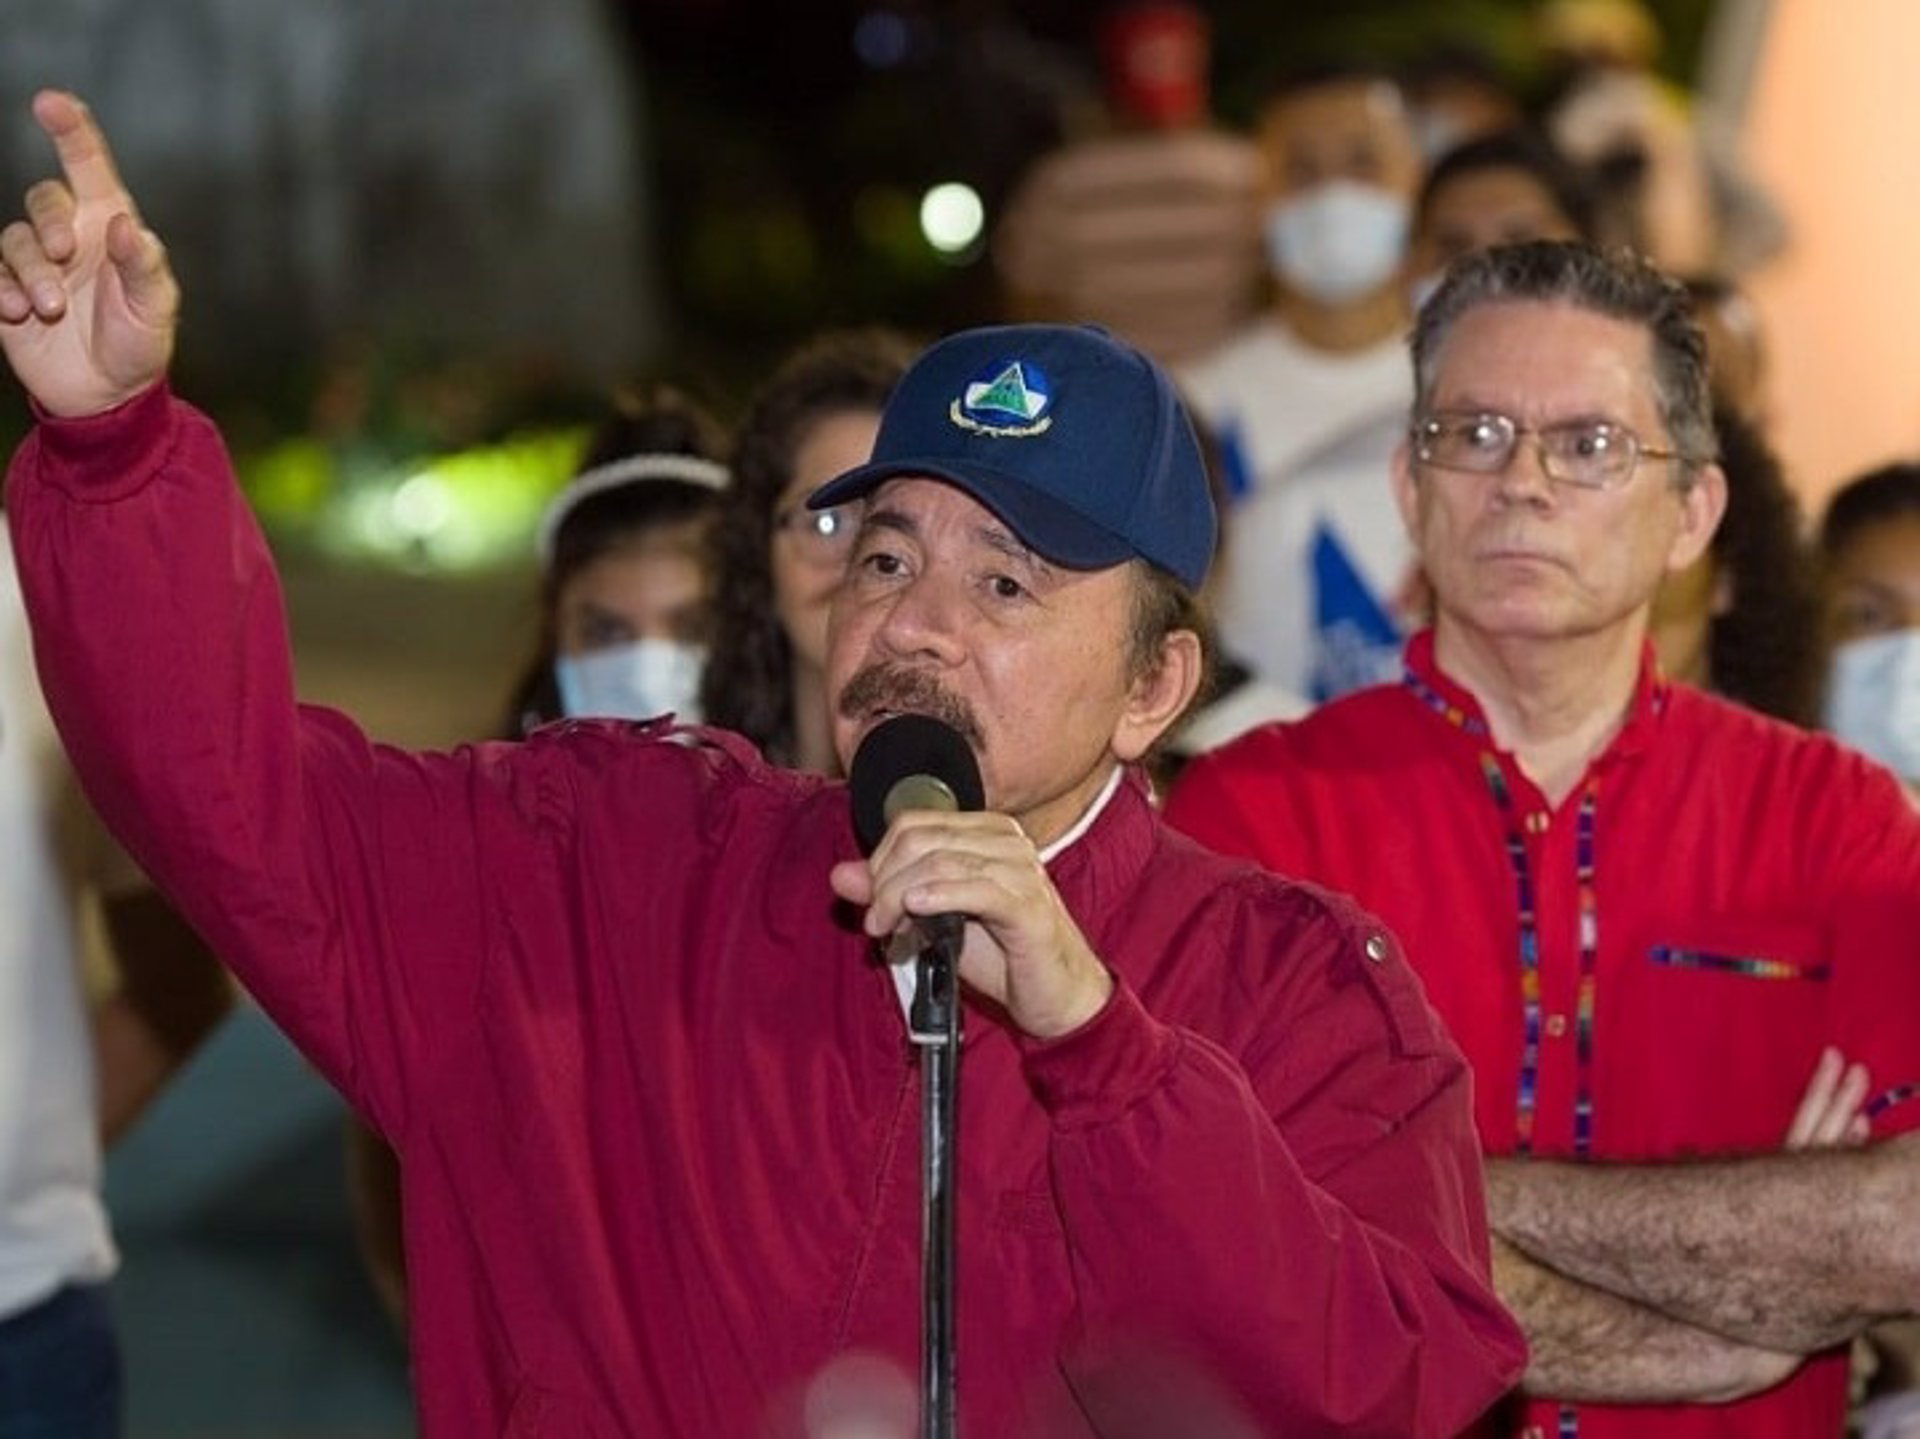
top-left (773, 501), bottom-right (860, 555)
top-left (1412, 411), bottom-right (1695, 491)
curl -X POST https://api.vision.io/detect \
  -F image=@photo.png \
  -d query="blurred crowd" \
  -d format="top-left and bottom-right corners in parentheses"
top-left (5, 1), bottom-right (1920, 1437)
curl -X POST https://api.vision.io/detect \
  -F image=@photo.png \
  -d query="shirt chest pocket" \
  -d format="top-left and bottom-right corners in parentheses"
top-left (1610, 913), bottom-right (1832, 1157)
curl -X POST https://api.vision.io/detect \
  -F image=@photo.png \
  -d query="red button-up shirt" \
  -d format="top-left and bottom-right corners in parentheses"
top-left (1167, 629), bottom-right (1920, 1439)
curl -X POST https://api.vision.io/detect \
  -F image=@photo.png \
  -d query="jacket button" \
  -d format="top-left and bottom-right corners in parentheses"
top-left (1364, 934), bottom-right (1389, 963)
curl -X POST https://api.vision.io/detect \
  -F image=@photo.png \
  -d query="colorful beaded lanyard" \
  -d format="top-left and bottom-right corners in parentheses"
top-left (1403, 671), bottom-right (1602, 1161)
top-left (1406, 670), bottom-right (1598, 1439)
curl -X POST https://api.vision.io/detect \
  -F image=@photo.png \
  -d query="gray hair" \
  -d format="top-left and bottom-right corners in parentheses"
top-left (1410, 241), bottom-right (1718, 476)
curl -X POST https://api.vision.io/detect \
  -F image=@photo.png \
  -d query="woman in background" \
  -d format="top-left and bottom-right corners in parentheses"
top-left (703, 327), bottom-right (916, 774)
top-left (505, 383), bottom-right (730, 732)
top-left (1647, 403), bottom-right (1824, 727)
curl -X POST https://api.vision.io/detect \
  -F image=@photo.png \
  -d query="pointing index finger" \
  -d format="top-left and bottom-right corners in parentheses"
top-left (31, 89), bottom-right (137, 218)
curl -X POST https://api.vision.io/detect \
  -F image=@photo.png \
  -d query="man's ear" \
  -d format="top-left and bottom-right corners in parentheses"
top-left (1113, 629), bottom-right (1204, 764)
top-left (1390, 439), bottom-right (1420, 542)
top-left (1669, 462), bottom-right (1728, 574)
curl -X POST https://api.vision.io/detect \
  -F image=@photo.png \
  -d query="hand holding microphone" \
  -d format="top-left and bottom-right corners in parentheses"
top-left (833, 714), bottom-right (1114, 1040)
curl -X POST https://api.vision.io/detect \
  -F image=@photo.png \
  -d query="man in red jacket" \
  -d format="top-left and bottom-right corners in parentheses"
top-left (0, 93), bottom-right (1520, 1436)
top-left (1168, 239), bottom-right (1920, 1437)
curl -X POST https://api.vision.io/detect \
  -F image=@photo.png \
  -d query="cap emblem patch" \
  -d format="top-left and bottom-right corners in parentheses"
top-left (949, 360), bottom-right (1053, 437)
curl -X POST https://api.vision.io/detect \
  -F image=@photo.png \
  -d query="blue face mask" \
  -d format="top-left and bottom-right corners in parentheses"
top-left (554, 639), bottom-right (706, 723)
top-left (1825, 628), bottom-right (1920, 783)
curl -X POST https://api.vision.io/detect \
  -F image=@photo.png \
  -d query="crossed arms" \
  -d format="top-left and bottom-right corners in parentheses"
top-left (1490, 1051), bottom-right (1920, 1403)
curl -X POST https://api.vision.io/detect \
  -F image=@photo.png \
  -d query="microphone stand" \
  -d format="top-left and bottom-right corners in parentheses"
top-left (907, 926), bottom-right (962, 1439)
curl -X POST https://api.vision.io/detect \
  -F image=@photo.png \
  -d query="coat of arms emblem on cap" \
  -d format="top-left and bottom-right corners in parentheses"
top-left (949, 360), bottom-right (1053, 437)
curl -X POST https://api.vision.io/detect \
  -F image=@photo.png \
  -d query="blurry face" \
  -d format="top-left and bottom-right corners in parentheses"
top-left (1826, 514), bottom-right (1920, 645)
top-left (1395, 300), bottom-right (1723, 647)
top-left (1412, 168), bottom-right (1583, 276)
top-left (825, 479), bottom-right (1184, 846)
top-left (772, 409), bottom-right (881, 674)
top-left (1259, 79), bottom-right (1422, 203)
top-left (555, 525), bottom-right (710, 656)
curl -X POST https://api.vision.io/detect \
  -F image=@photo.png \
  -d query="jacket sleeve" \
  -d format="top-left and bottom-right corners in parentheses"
top-left (1021, 877), bottom-right (1527, 1437)
top-left (4, 385), bottom-right (524, 1144)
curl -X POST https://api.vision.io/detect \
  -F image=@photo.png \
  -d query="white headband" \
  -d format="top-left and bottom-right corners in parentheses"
top-left (537, 452), bottom-right (730, 562)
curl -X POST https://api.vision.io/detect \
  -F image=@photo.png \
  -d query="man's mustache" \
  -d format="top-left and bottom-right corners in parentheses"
top-left (835, 663), bottom-right (986, 754)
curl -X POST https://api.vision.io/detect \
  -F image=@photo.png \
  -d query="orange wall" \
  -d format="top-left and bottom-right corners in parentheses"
top-left (1742, 0), bottom-right (1920, 511)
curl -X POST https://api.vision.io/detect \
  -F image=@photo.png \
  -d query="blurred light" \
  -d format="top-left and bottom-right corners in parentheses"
top-left (264, 427), bottom-right (586, 574)
top-left (919, 182), bottom-right (984, 256)
top-left (390, 472), bottom-right (453, 539)
top-left (854, 10), bottom-right (911, 69)
top-left (802, 1352), bottom-right (915, 1438)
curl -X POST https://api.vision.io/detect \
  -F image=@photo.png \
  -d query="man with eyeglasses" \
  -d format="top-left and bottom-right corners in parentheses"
top-left (1169, 239), bottom-right (1920, 1438)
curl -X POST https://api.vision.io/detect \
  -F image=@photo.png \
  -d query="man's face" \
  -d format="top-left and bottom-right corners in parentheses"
top-left (1259, 79), bottom-right (1422, 203)
top-left (1393, 300), bottom-right (1723, 645)
top-left (825, 478), bottom-right (1176, 846)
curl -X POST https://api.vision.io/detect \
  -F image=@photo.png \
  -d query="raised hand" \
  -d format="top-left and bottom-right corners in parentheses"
top-left (0, 90), bottom-right (177, 417)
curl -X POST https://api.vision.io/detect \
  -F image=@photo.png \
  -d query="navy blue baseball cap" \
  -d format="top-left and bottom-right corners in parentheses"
top-left (805, 324), bottom-right (1217, 589)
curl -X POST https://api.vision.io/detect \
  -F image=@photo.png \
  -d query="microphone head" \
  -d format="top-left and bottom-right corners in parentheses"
top-left (848, 713), bottom-right (984, 855)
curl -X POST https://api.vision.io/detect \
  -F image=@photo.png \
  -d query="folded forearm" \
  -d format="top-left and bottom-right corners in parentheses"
top-left (1495, 1237), bottom-right (1799, 1403)
top-left (1490, 1144), bottom-right (1920, 1350)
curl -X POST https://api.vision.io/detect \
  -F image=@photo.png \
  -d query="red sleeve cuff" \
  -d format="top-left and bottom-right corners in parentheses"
top-left (28, 381), bottom-right (177, 502)
top-left (1019, 978), bottom-right (1181, 1129)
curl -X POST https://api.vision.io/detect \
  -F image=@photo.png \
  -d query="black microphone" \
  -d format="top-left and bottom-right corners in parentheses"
top-left (849, 714), bottom-right (985, 958)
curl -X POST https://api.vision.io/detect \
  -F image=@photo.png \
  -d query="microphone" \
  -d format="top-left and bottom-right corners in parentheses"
top-left (849, 714), bottom-right (985, 959)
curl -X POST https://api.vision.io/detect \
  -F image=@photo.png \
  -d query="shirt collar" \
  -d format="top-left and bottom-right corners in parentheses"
top-left (1402, 627), bottom-right (1670, 765)
top-left (1038, 765), bottom-right (1124, 863)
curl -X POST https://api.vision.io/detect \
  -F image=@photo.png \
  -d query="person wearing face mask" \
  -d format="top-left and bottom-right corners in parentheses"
top-left (1819, 463), bottom-right (1920, 791)
top-left (1177, 63), bottom-right (1427, 712)
top-left (507, 384), bottom-right (729, 733)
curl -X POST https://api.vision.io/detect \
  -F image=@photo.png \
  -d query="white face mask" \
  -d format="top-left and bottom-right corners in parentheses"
top-left (1825, 629), bottom-right (1920, 781)
top-left (1264, 181), bottom-right (1411, 306)
top-left (555, 639), bottom-right (707, 724)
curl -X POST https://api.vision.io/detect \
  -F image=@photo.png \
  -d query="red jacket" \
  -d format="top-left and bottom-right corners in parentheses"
top-left (7, 388), bottom-right (1524, 1437)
